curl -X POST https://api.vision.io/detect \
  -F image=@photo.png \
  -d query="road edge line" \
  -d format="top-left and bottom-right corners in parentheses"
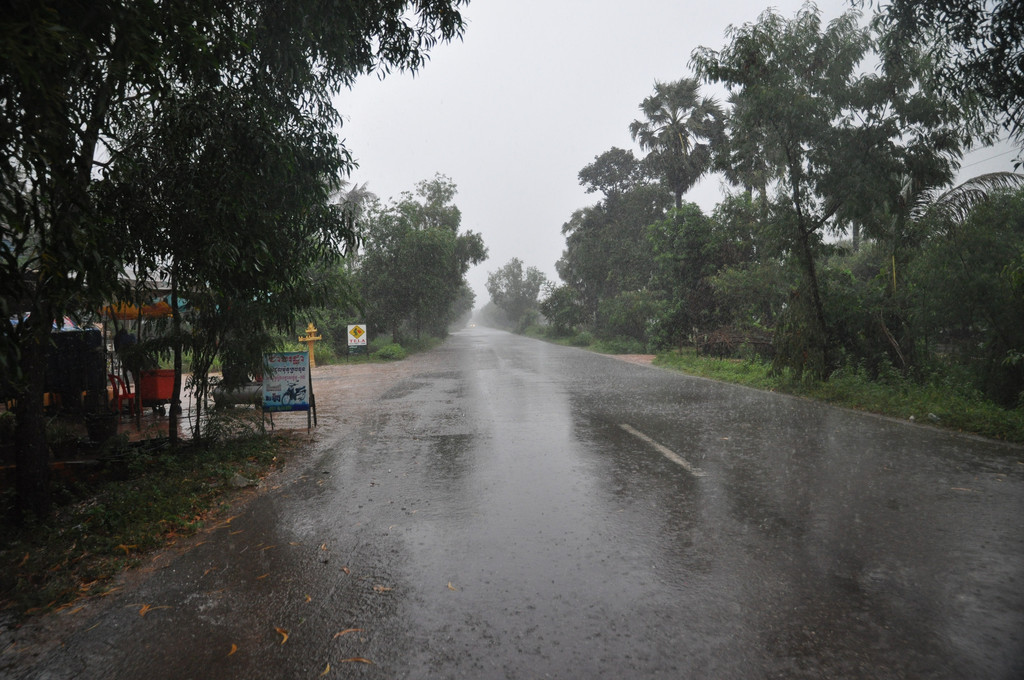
top-left (619, 424), bottom-right (705, 477)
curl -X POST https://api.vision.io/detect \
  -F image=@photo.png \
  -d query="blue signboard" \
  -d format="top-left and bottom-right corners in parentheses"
top-left (262, 352), bottom-right (310, 412)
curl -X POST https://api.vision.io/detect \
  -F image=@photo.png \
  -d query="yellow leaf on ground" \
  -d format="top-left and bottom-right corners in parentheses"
top-left (372, 585), bottom-right (392, 593)
top-left (447, 582), bottom-right (457, 591)
top-left (319, 663), bottom-right (330, 676)
top-left (332, 628), bottom-right (363, 639)
top-left (305, 594), bottom-right (312, 603)
top-left (275, 627), bottom-right (289, 645)
top-left (228, 644), bottom-right (238, 657)
top-left (339, 658), bottom-right (374, 664)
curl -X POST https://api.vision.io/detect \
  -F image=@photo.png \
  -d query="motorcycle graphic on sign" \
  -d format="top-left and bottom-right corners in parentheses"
top-left (262, 352), bottom-right (310, 412)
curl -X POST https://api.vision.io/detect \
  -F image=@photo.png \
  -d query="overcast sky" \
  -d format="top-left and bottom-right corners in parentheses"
top-left (335, 0), bottom-right (1018, 308)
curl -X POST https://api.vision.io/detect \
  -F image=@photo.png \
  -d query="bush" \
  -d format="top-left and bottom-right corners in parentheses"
top-left (313, 342), bottom-right (337, 365)
top-left (374, 343), bottom-right (407, 361)
top-left (593, 336), bottom-right (646, 354)
top-left (570, 331), bottom-right (595, 347)
top-left (367, 336), bottom-right (392, 354)
top-left (400, 336), bottom-right (442, 353)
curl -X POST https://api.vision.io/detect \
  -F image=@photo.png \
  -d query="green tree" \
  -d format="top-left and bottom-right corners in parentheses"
top-left (486, 258), bottom-right (548, 332)
top-left (692, 5), bottom-right (874, 377)
top-left (647, 195), bottom-right (770, 349)
top-left (359, 176), bottom-right (486, 342)
top-left (909, 187), bottom-right (1024, 404)
top-left (102, 84), bottom-right (360, 442)
top-left (576, 147), bottom-right (646, 199)
top-left (868, 0), bottom-right (1023, 149)
top-left (693, 3), bottom-right (970, 378)
top-left (0, 0), bottom-right (467, 518)
top-left (539, 285), bottom-right (588, 335)
top-left (629, 79), bottom-right (724, 209)
top-left (556, 151), bottom-right (669, 326)
top-left (647, 204), bottom-right (715, 348)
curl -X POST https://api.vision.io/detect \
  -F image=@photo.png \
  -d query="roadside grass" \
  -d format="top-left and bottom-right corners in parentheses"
top-left (321, 335), bottom-right (442, 364)
top-left (0, 334), bottom-right (447, 619)
top-left (520, 327), bottom-right (1024, 443)
top-left (0, 429), bottom-right (302, 617)
top-left (655, 349), bottom-right (1024, 444)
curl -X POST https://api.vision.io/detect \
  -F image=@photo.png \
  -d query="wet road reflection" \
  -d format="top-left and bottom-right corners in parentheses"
top-left (368, 329), bottom-right (1024, 678)
top-left (9, 327), bottom-right (1022, 679)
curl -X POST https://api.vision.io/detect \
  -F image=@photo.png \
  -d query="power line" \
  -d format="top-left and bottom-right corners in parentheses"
top-left (961, 146), bottom-right (1020, 169)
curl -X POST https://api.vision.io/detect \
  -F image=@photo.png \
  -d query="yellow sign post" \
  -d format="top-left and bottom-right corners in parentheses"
top-left (298, 322), bottom-right (322, 367)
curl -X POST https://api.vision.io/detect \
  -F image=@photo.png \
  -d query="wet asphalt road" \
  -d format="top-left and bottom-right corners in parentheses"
top-left (5, 327), bottom-right (1024, 679)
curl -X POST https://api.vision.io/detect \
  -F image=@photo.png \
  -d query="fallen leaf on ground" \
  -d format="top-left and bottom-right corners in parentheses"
top-left (116, 544), bottom-right (137, 555)
top-left (320, 543), bottom-right (327, 551)
top-left (332, 628), bottom-right (363, 639)
top-left (305, 594), bottom-right (312, 603)
top-left (275, 627), bottom-right (289, 644)
top-left (447, 582), bottom-right (457, 591)
top-left (339, 658), bottom-right (374, 664)
top-left (372, 585), bottom-right (392, 593)
top-left (341, 566), bottom-right (350, 575)
top-left (17, 552), bottom-right (29, 567)
top-left (138, 604), bottom-right (170, 616)
top-left (319, 663), bottom-right (330, 676)
top-left (256, 573), bottom-right (270, 580)
top-left (228, 644), bottom-right (238, 656)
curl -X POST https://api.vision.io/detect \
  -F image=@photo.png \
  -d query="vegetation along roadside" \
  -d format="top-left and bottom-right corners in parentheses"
top-left (518, 326), bottom-right (1024, 445)
top-left (0, 424), bottom-right (303, 618)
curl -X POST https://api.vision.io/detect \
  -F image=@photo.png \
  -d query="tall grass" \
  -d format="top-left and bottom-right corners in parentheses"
top-left (0, 433), bottom-right (298, 615)
top-left (655, 350), bottom-right (1024, 443)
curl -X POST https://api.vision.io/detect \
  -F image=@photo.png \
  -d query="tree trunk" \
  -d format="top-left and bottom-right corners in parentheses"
top-left (796, 225), bottom-right (830, 379)
top-left (14, 305), bottom-right (53, 519)
top-left (169, 269), bottom-right (181, 446)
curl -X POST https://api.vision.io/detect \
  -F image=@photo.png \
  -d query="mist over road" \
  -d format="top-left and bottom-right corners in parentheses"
top-left (6, 327), bottom-right (1023, 679)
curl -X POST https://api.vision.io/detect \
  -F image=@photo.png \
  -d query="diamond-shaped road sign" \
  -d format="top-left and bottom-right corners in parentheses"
top-left (348, 324), bottom-right (367, 345)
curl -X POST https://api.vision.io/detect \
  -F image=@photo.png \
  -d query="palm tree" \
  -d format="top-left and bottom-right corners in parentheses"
top-left (629, 78), bottom-right (724, 209)
top-left (910, 171), bottom-right (1024, 224)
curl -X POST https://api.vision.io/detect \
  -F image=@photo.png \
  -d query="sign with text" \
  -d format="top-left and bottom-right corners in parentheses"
top-left (348, 324), bottom-right (367, 346)
top-left (262, 352), bottom-right (310, 412)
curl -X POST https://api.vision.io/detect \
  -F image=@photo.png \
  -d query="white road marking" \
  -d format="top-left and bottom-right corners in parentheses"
top-left (619, 424), bottom-right (705, 477)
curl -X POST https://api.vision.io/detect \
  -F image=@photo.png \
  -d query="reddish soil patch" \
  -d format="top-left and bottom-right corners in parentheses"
top-left (610, 354), bottom-right (656, 366)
